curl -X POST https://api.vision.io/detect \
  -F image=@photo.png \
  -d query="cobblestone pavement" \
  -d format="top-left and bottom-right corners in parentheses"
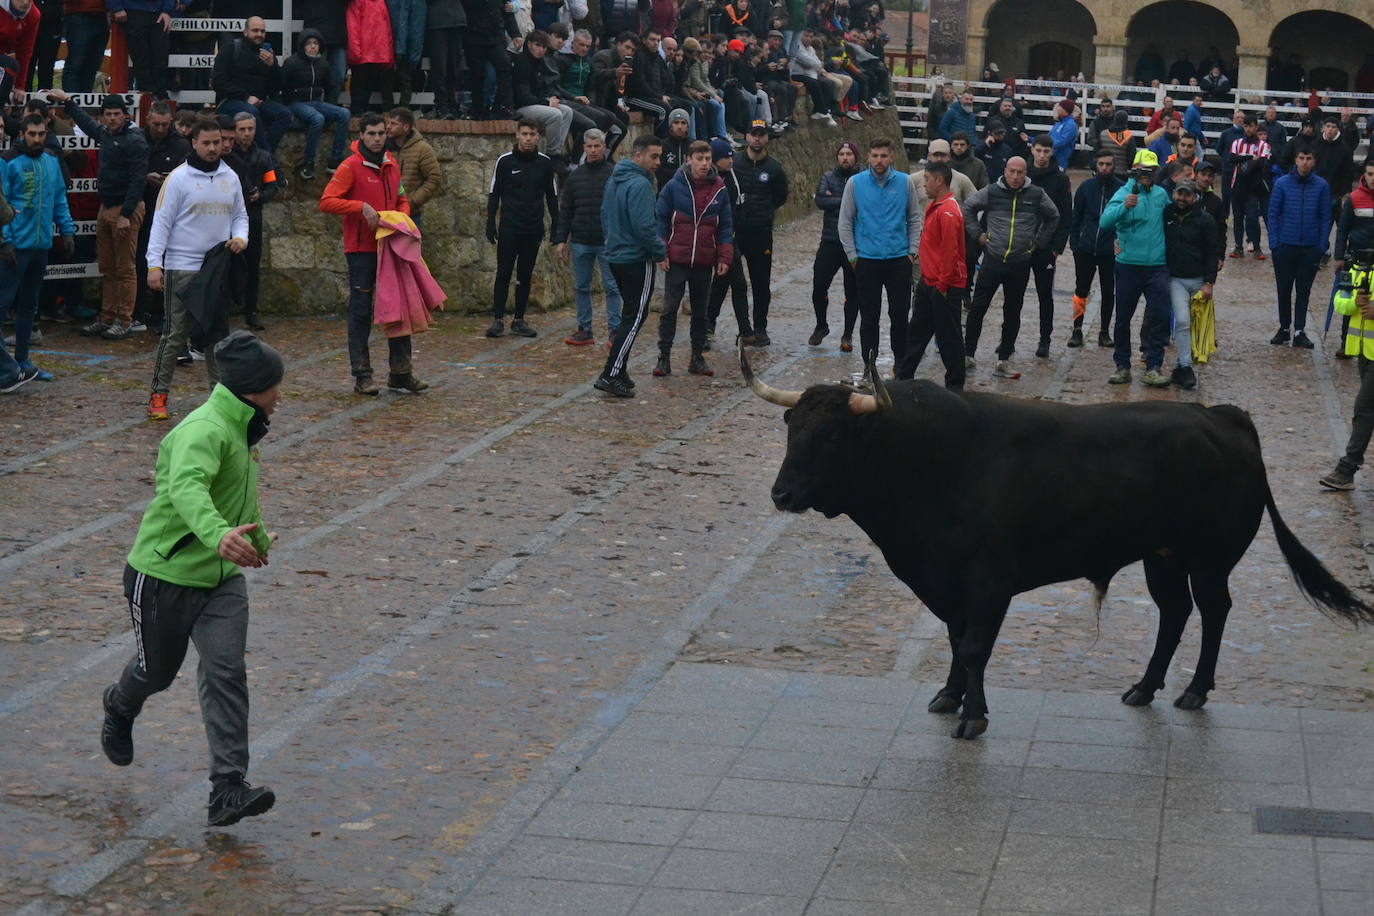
top-left (1, 210), bottom-right (1371, 914)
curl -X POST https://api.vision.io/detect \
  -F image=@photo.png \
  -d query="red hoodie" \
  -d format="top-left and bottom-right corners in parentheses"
top-left (0, 0), bottom-right (40, 89)
top-left (319, 147), bottom-right (410, 253)
top-left (919, 192), bottom-right (967, 294)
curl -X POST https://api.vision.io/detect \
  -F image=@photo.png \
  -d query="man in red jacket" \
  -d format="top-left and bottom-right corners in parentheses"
top-left (0, 0), bottom-right (40, 104)
top-left (896, 160), bottom-right (966, 389)
top-left (319, 112), bottom-right (427, 397)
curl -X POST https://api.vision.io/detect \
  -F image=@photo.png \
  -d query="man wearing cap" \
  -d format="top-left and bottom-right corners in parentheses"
top-left (146, 117), bottom-right (249, 421)
top-left (656, 108), bottom-right (694, 186)
top-left (976, 119), bottom-right (1013, 182)
top-left (838, 137), bottom-right (919, 372)
top-left (731, 121), bottom-right (789, 346)
top-left (100, 330), bottom-right (282, 828)
top-left (49, 89), bottom-right (150, 341)
top-left (1100, 148), bottom-right (1172, 387)
top-left (1162, 178), bottom-right (1218, 390)
top-left (810, 140), bottom-right (861, 350)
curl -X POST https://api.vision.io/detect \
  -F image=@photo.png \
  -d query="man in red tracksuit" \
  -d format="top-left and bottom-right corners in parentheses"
top-left (896, 160), bottom-right (967, 390)
top-left (319, 112), bottom-right (427, 396)
top-left (0, 0), bottom-right (40, 104)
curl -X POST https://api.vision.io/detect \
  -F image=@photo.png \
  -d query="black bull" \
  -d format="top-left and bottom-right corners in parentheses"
top-left (743, 350), bottom-right (1374, 738)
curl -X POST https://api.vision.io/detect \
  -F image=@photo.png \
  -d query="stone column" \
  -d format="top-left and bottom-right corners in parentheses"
top-left (1093, 35), bottom-right (1128, 86)
top-left (962, 28), bottom-right (987, 83)
top-left (1236, 46), bottom-right (1271, 98)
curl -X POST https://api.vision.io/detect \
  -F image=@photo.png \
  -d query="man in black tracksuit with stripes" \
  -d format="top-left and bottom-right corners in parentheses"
top-left (731, 123), bottom-right (789, 346)
top-left (1026, 135), bottom-right (1072, 358)
top-left (486, 119), bottom-right (558, 339)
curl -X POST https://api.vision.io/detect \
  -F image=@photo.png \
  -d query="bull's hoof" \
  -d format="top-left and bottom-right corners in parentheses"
top-left (1173, 691), bottom-right (1208, 710)
top-left (952, 717), bottom-right (988, 739)
top-left (928, 692), bottom-right (963, 714)
top-left (1121, 685), bottom-right (1156, 707)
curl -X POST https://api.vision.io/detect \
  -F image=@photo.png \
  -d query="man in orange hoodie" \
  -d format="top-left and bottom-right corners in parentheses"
top-left (896, 161), bottom-right (966, 390)
top-left (319, 112), bottom-right (427, 396)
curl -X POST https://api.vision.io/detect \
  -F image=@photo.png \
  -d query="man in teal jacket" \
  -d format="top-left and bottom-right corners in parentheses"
top-left (0, 113), bottom-right (75, 392)
top-left (101, 331), bottom-right (284, 827)
top-left (1101, 149), bottom-right (1172, 387)
top-left (596, 134), bottom-right (667, 399)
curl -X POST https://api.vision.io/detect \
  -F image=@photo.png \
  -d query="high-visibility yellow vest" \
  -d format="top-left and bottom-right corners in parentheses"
top-left (1335, 266), bottom-right (1374, 359)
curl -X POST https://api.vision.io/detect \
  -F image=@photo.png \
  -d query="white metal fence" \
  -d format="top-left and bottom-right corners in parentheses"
top-left (893, 76), bottom-right (1372, 162)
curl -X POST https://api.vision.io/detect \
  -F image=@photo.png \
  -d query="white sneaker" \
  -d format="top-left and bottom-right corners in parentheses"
top-left (869, 99), bottom-right (886, 110)
top-left (811, 111), bottom-right (828, 120)
top-left (129, 320), bottom-right (147, 332)
top-left (846, 110), bottom-right (864, 122)
top-left (189, 348), bottom-right (205, 361)
top-left (825, 115), bottom-right (838, 127)
top-left (4, 328), bottom-right (41, 347)
top-left (993, 360), bottom-right (1021, 379)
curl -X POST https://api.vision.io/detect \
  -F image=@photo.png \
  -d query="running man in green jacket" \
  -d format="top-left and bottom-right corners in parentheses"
top-left (101, 331), bottom-right (284, 827)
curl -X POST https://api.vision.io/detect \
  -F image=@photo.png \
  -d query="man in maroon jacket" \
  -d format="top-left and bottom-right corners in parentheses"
top-left (0, 0), bottom-right (40, 104)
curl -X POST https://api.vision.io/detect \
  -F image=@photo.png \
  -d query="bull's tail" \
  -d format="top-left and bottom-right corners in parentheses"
top-left (1266, 487), bottom-right (1374, 625)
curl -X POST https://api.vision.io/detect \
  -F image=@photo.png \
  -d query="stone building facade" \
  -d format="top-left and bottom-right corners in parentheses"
top-left (933, 0), bottom-right (1374, 92)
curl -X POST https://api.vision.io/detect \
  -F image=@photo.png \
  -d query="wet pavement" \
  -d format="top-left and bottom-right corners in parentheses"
top-left (1, 211), bottom-right (1372, 914)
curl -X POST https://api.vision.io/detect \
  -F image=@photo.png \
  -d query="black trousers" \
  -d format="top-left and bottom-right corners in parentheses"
top-left (812, 239), bottom-right (857, 334)
top-left (427, 27), bottom-right (465, 110)
top-left (1339, 355), bottom-right (1374, 474)
top-left (124, 9), bottom-right (171, 97)
top-left (350, 63), bottom-right (390, 114)
top-left (1072, 250), bottom-right (1115, 330)
top-left (465, 39), bottom-right (513, 111)
top-left (236, 209), bottom-right (263, 315)
top-left (736, 228), bottom-right (774, 332)
top-left (897, 280), bottom-right (966, 389)
top-left (707, 257), bottom-right (749, 335)
top-left (966, 259), bottom-right (1032, 360)
top-left (762, 79), bottom-right (797, 122)
top-left (1029, 250), bottom-right (1058, 344)
top-left (603, 260), bottom-right (656, 379)
top-left (493, 232), bottom-right (542, 321)
top-left (659, 263), bottom-right (712, 353)
top-left (568, 101), bottom-right (626, 153)
top-left (792, 74), bottom-right (837, 116)
top-left (855, 255), bottom-right (912, 365)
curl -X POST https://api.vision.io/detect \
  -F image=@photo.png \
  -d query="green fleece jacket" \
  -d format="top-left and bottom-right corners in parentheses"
top-left (127, 385), bottom-right (271, 588)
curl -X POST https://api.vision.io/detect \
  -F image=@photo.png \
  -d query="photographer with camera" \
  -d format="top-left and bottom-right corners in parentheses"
top-left (1329, 162), bottom-right (1374, 349)
top-left (1320, 244), bottom-right (1374, 490)
top-left (1100, 149), bottom-right (1172, 388)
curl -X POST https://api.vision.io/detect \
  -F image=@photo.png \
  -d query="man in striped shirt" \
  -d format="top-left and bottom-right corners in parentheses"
top-left (1227, 116), bottom-right (1272, 259)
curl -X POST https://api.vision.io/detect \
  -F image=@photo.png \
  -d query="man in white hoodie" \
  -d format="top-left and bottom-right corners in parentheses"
top-left (145, 117), bottom-right (249, 421)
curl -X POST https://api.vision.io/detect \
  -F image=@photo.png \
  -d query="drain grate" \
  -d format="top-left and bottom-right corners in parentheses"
top-left (1255, 806), bottom-right (1374, 840)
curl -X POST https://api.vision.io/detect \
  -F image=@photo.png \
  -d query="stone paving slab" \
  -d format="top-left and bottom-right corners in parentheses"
top-left (456, 664), bottom-right (1374, 915)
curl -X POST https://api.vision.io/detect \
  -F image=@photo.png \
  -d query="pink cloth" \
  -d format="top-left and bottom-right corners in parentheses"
top-left (374, 212), bottom-right (446, 338)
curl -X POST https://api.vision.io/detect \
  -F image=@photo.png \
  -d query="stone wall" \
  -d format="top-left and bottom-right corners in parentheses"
top-left (259, 110), bottom-right (905, 316)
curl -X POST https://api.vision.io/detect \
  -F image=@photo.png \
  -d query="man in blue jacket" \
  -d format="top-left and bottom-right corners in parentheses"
top-left (596, 134), bottom-right (667, 399)
top-left (1267, 146), bottom-right (1331, 349)
top-left (1068, 148), bottom-right (1123, 349)
top-left (1100, 149), bottom-right (1171, 387)
top-left (938, 88), bottom-right (977, 142)
top-left (0, 113), bottom-right (75, 393)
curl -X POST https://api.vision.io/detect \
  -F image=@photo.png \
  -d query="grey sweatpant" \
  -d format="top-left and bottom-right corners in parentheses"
top-left (109, 564), bottom-right (250, 783)
top-left (150, 268), bottom-right (219, 396)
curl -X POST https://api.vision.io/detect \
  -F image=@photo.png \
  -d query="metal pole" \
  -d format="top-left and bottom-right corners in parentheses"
top-left (906, 1), bottom-right (914, 75)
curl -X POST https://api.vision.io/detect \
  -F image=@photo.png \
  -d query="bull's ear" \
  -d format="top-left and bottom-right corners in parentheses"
top-left (783, 408), bottom-right (792, 423)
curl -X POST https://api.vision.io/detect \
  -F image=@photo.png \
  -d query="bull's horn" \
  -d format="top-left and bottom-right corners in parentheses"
top-left (849, 351), bottom-right (892, 414)
top-left (740, 344), bottom-right (802, 408)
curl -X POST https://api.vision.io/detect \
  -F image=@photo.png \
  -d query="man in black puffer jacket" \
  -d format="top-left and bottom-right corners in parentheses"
top-left (281, 29), bottom-right (350, 179)
top-left (1162, 180), bottom-right (1218, 391)
top-left (298, 0), bottom-right (348, 103)
top-left (1027, 134), bottom-right (1073, 359)
top-left (212, 17), bottom-right (292, 167)
top-left (810, 140), bottom-right (859, 349)
top-left (730, 124), bottom-right (789, 346)
top-left (552, 130), bottom-right (621, 346)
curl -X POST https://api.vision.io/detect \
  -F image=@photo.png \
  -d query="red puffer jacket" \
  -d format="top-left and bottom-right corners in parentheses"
top-left (655, 168), bottom-right (735, 270)
top-left (0, 0), bottom-right (41, 86)
top-left (346, 0), bottom-right (393, 67)
top-left (319, 148), bottom-right (410, 253)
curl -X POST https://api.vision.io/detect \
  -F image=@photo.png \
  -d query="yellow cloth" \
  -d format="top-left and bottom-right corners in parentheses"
top-left (1191, 291), bottom-right (1217, 365)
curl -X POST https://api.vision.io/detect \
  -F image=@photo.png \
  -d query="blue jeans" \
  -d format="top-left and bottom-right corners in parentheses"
top-left (62, 12), bottom-right (109, 94)
top-left (1113, 263), bottom-right (1170, 370)
top-left (217, 99), bottom-right (294, 162)
top-left (288, 100), bottom-right (351, 165)
top-left (0, 248), bottom-right (49, 384)
top-left (571, 242), bottom-right (621, 334)
top-left (327, 46), bottom-right (347, 103)
top-left (697, 97), bottom-right (728, 140)
top-left (1272, 243), bottom-right (1322, 332)
top-left (1167, 276), bottom-right (1202, 369)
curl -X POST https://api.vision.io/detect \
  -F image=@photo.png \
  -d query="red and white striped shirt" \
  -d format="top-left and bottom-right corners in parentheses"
top-left (1228, 137), bottom-right (1271, 187)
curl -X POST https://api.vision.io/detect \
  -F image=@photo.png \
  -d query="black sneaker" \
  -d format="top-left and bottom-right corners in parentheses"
top-left (1035, 339), bottom-right (1050, 358)
top-left (1067, 328), bottom-right (1084, 348)
top-left (1098, 330), bottom-right (1113, 348)
top-left (688, 352), bottom-right (713, 375)
top-left (485, 319), bottom-right (505, 338)
top-left (593, 374), bottom-right (635, 398)
top-left (1171, 365), bottom-right (1197, 390)
top-left (207, 777), bottom-right (276, 827)
top-left (387, 373), bottom-right (430, 393)
top-left (244, 312), bottom-right (265, 332)
top-left (653, 354), bottom-right (671, 376)
top-left (808, 324), bottom-right (829, 346)
top-left (510, 319), bottom-right (537, 338)
top-left (100, 685), bottom-right (134, 766)
top-left (0, 366), bottom-right (39, 393)
top-left (1270, 328), bottom-right (1291, 345)
top-left (752, 330), bottom-right (771, 347)
top-left (1292, 331), bottom-right (1314, 349)
top-left (296, 163), bottom-right (316, 181)
top-left (176, 352), bottom-right (194, 366)
top-left (621, 372), bottom-right (635, 390)
top-left (354, 376), bottom-right (379, 396)
top-left (1320, 466), bottom-right (1356, 491)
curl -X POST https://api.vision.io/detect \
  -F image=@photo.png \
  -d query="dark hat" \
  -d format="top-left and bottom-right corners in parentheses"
top-left (986, 118), bottom-right (1005, 133)
top-left (710, 137), bottom-right (734, 161)
top-left (215, 331), bottom-right (284, 396)
top-left (1197, 160), bottom-right (1216, 174)
top-left (749, 119), bottom-right (770, 134)
top-left (101, 93), bottom-right (128, 112)
top-left (1173, 179), bottom-right (1197, 194)
top-left (1111, 110), bottom-right (1129, 130)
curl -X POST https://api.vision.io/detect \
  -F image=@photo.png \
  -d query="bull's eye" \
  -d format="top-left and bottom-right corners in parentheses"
top-left (783, 409), bottom-right (793, 423)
